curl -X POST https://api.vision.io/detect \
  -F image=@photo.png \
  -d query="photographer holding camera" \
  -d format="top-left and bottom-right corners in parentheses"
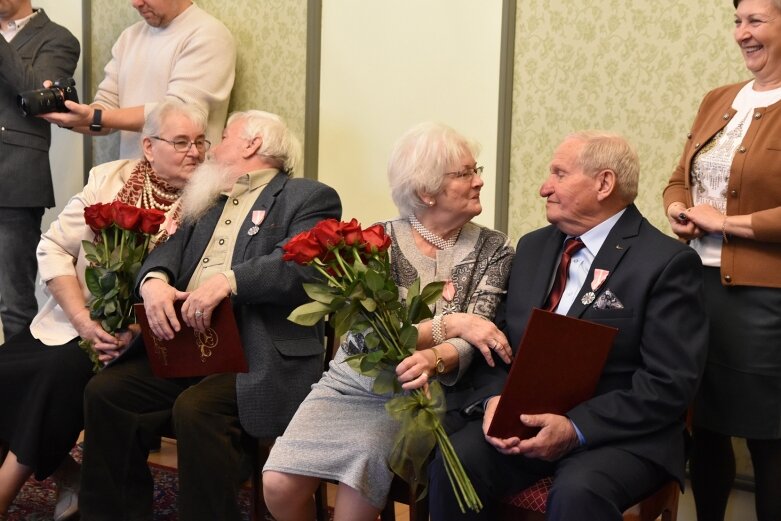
top-left (0, 1), bottom-right (79, 343)
top-left (42, 0), bottom-right (235, 160)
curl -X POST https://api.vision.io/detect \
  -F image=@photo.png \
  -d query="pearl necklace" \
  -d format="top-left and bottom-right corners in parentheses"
top-left (142, 173), bottom-right (180, 211)
top-left (409, 214), bottom-right (460, 250)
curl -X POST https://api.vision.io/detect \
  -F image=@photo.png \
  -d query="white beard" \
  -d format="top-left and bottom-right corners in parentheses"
top-left (179, 160), bottom-right (236, 223)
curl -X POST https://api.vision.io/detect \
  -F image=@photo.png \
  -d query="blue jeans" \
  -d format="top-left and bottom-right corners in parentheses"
top-left (0, 206), bottom-right (44, 340)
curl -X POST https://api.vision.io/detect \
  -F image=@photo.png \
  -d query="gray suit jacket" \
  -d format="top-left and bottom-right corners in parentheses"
top-left (137, 173), bottom-right (342, 438)
top-left (0, 9), bottom-right (79, 208)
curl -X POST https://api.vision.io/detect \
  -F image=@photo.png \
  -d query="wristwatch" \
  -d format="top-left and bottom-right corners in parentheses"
top-left (430, 345), bottom-right (445, 375)
top-left (89, 108), bottom-right (103, 132)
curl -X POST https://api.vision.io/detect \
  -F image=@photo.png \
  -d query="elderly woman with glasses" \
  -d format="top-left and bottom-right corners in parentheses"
top-left (0, 99), bottom-right (207, 521)
top-left (263, 122), bottom-right (515, 521)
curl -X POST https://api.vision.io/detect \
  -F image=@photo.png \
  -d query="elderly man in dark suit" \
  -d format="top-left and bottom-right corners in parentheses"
top-left (0, 0), bottom-right (79, 340)
top-left (429, 131), bottom-right (709, 520)
top-left (78, 110), bottom-right (341, 521)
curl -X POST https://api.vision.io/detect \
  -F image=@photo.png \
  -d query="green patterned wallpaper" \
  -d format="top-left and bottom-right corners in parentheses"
top-left (508, 0), bottom-right (747, 241)
top-left (88, 0), bottom-right (307, 166)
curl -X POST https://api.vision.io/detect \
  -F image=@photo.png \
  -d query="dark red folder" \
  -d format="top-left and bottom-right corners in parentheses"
top-left (134, 298), bottom-right (248, 378)
top-left (487, 308), bottom-right (617, 439)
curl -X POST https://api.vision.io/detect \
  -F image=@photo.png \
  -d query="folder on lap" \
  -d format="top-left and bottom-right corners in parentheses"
top-left (487, 308), bottom-right (617, 440)
top-left (134, 298), bottom-right (248, 378)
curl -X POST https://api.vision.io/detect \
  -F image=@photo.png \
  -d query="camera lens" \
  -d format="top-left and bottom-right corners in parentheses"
top-left (17, 90), bottom-right (63, 117)
top-left (17, 78), bottom-right (79, 117)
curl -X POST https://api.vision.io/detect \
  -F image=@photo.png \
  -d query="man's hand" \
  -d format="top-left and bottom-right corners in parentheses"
top-left (514, 413), bottom-right (580, 461)
top-left (39, 99), bottom-right (93, 129)
top-left (139, 278), bottom-right (189, 340)
top-left (482, 396), bottom-right (523, 454)
top-left (482, 397), bottom-right (579, 460)
top-left (180, 274), bottom-right (231, 332)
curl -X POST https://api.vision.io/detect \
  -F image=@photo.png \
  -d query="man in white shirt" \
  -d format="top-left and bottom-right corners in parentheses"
top-left (43, 0), bottom-right (236, 159)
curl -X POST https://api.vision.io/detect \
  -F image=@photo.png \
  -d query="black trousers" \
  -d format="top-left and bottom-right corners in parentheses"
top-left (428, 419), bottom-right (670, 521)
top-left (79, 347), bottom-right (253, 521)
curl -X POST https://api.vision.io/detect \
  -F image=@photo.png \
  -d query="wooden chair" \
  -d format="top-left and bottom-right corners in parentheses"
top-left (499, 478), bottom-right (680, 521)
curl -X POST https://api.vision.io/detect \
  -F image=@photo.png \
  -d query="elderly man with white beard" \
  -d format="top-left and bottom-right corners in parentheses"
top-left (78, 110), bottom-right (342, 521)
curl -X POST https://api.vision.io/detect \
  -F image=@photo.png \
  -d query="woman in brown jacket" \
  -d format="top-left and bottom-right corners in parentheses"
top-left (663, 1), bottom-right (781, 520)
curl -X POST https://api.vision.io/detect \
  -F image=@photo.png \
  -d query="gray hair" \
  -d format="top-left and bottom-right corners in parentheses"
top-left (734, 0), bottom-right (781, 10)
top-left (226, 110), bottom-right (302, 174)
top-left (142, 99), bottom-right (207, 138)
top-left (387, 122), bottom-right (480, 217)
top-left (565, 130), bottom-right (639, 204)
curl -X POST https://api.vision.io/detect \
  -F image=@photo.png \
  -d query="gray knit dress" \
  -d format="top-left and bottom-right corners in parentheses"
top-left (263, 219), bottom-right (514, 508)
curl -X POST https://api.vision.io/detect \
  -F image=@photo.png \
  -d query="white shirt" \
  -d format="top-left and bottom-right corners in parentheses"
top-left (556, 209), bottom-right (625, 315)
top-left (0, 10), bottom-right (37, 42)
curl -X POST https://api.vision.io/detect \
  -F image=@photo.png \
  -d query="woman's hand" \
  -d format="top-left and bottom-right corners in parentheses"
top-left (396, 350), bottom-right (435, 390)
top-left (680, 204), bottom-right (725, 235)
top-left (445, 313), bottom-right (512, 367)
top-left (72, 310), bottom-right (135, 363)
top-left (666, 202), bottom-right (704, 240)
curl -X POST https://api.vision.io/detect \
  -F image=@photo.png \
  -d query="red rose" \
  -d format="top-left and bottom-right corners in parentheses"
top-left (362, 224), bottom-right (391, 254)
top-left (283, 230), bottom-right (324, 265)
top-left (84, 203), bottom-right (113, 232)
top-left (138, 208), bottom-right (167, 234)
top-left (340, 218), bottom-right (363, 246)
top-left (312, 218), bottom-right (343, 249)
top-left (111, 201), bottom-right (142, 231)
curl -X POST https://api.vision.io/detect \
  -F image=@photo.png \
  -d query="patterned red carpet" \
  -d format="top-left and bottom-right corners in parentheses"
top-left (4, 447), bottom-right (253, 520)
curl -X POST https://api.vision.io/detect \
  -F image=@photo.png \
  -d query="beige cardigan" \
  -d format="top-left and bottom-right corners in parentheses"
top-left (29, 160), bottom-right (177, 345)
top-left (663, 81), bottom-right (781, 288)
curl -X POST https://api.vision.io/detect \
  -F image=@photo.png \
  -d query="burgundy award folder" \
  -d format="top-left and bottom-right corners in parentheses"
top-left (134, 298), bottom-right (248, 378)
top-left (487, 308), bottom-right (618, 440)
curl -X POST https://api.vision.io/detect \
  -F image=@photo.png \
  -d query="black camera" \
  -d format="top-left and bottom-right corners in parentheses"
top-left (17, 78), bottom-right (79, 117)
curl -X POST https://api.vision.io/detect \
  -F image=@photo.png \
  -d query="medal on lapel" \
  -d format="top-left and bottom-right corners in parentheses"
top-left (581, 268), bottom-right (609, 305)
top-left (247, 210), bottom-right (265, 236)
top-left (441, 280), bottom-right (457, 314)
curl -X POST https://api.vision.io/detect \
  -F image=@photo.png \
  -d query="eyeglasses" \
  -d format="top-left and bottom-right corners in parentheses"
top-left (445, 165), bottom-right (484, 180)
top-left (151, 136), bottom-right (211, 153)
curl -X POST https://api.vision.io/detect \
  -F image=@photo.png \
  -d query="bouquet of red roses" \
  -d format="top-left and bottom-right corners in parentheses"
top-left (283, 218), bottom-right (482, 513)
top-left (79, 201), bottom-right (166, 371)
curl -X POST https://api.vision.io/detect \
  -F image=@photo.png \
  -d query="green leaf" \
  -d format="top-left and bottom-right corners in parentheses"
top-left (360, 297), bottom-right (377, 313)
top-left (98, 271), bottom-right (117, 292)
top-left (287, 300), bottom-right (332, 326)
top-left (363, 331), bottom-right (380, 350)
top-left (84, 268), bottom-right (102, 296)
top-left (303, 282), bottom-right (338, 304)
top-left (82, 240), bottom-right (101, 262)
top-left (407, 278), bottom-right (421, 302)
top-left (376, 289), bottom-right (397, 303)
top-left (407, 295), bottom-right (423, 323)
top-left (400, 324), bottom-right (418, 353)
top-left (103, 299), bottom-right (117, 315)
top-left (420, 280), bottom-right (445, 306)
top-left (333, 302), bottom-right (358, 339)
top-left (365, 268), bottom-right (385, 292)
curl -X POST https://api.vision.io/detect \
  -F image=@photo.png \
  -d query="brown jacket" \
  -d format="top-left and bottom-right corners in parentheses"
top-left (663, 81), bottom-right (781, 288)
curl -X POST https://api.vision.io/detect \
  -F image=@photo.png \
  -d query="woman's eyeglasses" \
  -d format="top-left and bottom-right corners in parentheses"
top-left (445, 165), bottom-right (484, 180)
top-left (151, 136), bottom-right (211, 152)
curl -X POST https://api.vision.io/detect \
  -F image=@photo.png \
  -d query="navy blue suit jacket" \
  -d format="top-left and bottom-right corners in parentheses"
top-left (470, 204), bottom-right (708, 484)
